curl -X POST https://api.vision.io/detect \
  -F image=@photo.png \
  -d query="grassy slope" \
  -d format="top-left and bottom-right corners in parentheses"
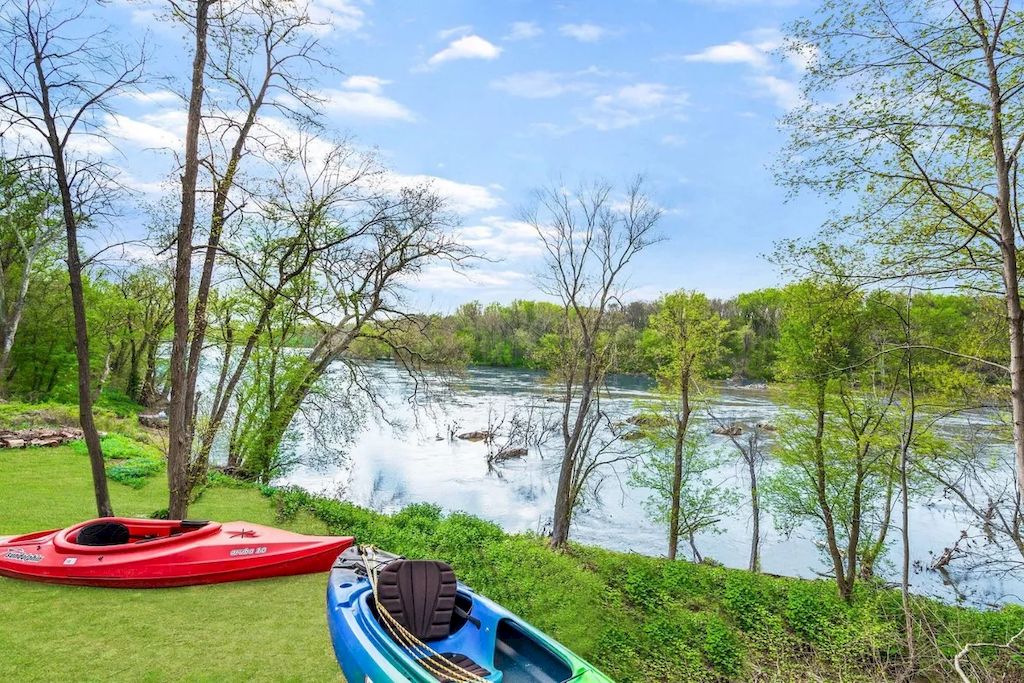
top-left (1, 443), bottom-right (1022, 682)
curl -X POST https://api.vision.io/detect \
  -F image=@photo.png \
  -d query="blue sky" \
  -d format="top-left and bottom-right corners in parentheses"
top-left (99, 0), bottom-right (825, 311)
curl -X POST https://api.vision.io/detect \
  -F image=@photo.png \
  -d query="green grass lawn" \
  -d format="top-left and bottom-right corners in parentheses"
top-left (0, 447), bottom-right (342, 682)
top-left (2, 441), bottom-right (1022, 682)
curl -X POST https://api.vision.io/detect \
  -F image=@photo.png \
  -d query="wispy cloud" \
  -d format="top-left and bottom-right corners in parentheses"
top-left (506, 21), bottom-right (542, 41)
top-left (423, 35), bottom-right (502, 70)
top-left (581, 83), bottom-right (688, 130)
top-left (413, 266), bottom-right (529, 291)
top-left (437, 24), bottom-right (473, 40)
top-left (490, 67), bottom-right (608, 99)
top-left (121, 90), bottom-right (180, 105)
top-left (384, 172), bottom-right (502, 213)
top-left (559, 23), bottom-right (610, 43)
top-left (457, 216), bottom-right (542, 259)
top-left (680, 41), bottom-right (772, 69)
top-left (749, 74), bottom-right (800, 109)
top-left (673, 28), bottom-right (803, 110)
top-left (306, 0), bottom-right (367, 34)
top-left (315, 76), bottom-right (415, 122)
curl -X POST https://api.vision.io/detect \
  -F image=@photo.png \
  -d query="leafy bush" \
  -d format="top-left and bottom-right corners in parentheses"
top-left (69, 433), bottom-right (163, 488)
top-left (107, 456), bottom-right (162, 488)
top-left (70, 433), bottom-right (157, 460)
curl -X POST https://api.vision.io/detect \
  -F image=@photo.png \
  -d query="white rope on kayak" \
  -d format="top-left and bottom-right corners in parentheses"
top-left (359, 546), bottom-right (488, 683)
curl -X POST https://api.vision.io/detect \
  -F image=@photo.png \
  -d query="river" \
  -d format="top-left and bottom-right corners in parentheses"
top-left (269, 362), bottom-right (1022, 608)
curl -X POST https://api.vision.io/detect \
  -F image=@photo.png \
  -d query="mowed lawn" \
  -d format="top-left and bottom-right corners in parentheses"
top-left (0, 447), bottom-right (345, 682)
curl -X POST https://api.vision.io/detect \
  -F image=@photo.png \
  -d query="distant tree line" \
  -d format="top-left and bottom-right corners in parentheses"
top-left (342, 288), bottom-right (1008, 384)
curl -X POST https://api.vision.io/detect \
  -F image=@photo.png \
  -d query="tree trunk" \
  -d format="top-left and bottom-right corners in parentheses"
top-left (812, 381), bottom-right (849, 600)
top-left (981, 6), bottom-right (1024, 506)
top-left (140, 337), bottom-right (159, 406)
top-left (34, 52), bottom-right (112, 517)
top-left (668, 372), bottom-right (692, 561)
top-left (748, 452), bottom-right (760, 572)
top-left (167, 0), bottom-right (211, 520)
top-left (0, 251), bottom-right (34, 387)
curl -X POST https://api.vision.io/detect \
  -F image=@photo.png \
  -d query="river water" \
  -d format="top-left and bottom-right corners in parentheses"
top-left (272, 362), bottom-right (1022, 608)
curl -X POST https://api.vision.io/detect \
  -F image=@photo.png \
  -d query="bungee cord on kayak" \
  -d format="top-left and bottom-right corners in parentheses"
top-left (359, 546), bottom-right (489, 683)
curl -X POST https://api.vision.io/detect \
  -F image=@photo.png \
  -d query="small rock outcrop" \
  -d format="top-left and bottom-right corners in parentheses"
top-left (0, 428), bottom-right (83, 448)
top-left (138, 412), bottom-right (169, 429)
top-left (712, 425), bottom-right (743, 437)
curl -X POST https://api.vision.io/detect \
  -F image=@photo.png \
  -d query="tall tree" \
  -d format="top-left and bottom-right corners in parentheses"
top-left (166, 0), bottom-right (326, 517)
top-left (780, 0), bottom-right (1024, 504)
top-left (770, 280), bottom-right (903, 601)
top-left (527, 177), bottom-right (661, 548)
top-left (0, 0), bottom-right (143, 516)
top-left (637, 290), bottom-right (726, 559)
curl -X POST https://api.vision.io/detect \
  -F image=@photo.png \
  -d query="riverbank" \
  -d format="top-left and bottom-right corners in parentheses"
top-left (0, 416), bottom-right (1021, 681)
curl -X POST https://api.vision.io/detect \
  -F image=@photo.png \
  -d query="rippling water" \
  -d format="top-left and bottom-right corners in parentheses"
top-left (270, 362), bottom-right (1023, 608)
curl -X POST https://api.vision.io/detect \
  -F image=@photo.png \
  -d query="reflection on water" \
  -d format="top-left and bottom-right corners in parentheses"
top-left (273, 362), bottom-right (1022, 608)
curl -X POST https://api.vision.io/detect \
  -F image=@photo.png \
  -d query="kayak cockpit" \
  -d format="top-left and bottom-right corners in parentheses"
top-left (494, 620), bottom-right (573, 683)
top-left (52, 517), bottom-right (220, 554)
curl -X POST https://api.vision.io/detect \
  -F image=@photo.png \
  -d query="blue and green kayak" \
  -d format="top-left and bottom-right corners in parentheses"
top-left (326, 546), bottom-right (615, 682)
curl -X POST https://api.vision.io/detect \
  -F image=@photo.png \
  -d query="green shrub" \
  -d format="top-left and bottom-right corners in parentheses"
top-left (69, 433), bottom-right (159, 461)
top-left (107, 456), bottom-right (162, 488)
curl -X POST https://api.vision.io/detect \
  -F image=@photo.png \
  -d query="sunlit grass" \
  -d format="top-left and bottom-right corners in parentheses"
top-left (0, 447), bottom-right (341, 682)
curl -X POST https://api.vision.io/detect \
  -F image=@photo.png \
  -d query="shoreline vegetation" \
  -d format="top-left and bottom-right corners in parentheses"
top-left (0, 410), bottom-right (1021, 682)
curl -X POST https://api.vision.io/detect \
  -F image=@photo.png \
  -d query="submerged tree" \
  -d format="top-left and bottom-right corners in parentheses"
top-left (527, 177), bottom-right (661, 548)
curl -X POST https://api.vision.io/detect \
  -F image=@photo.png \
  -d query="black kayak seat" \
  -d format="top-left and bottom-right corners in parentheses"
top-left (76, 521), bottom-right (130, 546)
top-left (376, 559), bottom-right (491, 680)
top-left (419, 652), bottom-right (490, 682)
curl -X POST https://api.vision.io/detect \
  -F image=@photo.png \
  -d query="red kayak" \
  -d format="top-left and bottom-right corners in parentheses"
top-left (0, 517), bottom-right (353, 588)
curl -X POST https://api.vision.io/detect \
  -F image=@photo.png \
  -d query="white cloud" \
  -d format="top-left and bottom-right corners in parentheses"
top-left (341, 75), bottom-right (388, 93)
top-left (559, 23), bottom-right (609, 43)
top-left (438, 25), bottom-right (474, 40)
top-left (682, 41), bottom-right (771, 69)
top-left (384, 172), bottom-right (502, 213)
top-left (105, 110), bottom-right (186, 150)
top-left (414, 266), bottom-right (529, 290)
top-left (306, 0), bottom-right (366, 34)
top-left (425, 35), bottom-right (502, 69)
top-left (457, 216), bottom-right (542, 259)
top-left (506, 21), bottom-right (542, 41)
top-left (661, 134), bottom-right (686, 147)
top-left (490, 69), bottom-right (603, 99)
top-left (582, 83), bottom-right (688, 130)
top-left (677, 28), bottom-right (803, 110)
top-left (750, 74), bottom-right (801, 109)
top-left (318, 76), bottom-right (414, 121)
top-left (322, 91), bottom-right (415, 122)
top-left (122, 90), bottom-right (180, 105)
